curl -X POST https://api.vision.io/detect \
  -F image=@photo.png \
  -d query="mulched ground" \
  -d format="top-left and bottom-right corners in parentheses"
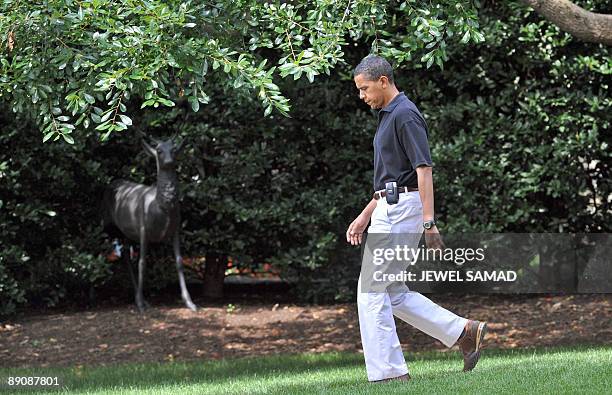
top-left (1, 294), bottom-right (610, 368)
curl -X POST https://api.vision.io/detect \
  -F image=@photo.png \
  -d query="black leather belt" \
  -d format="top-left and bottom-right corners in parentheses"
top-left (373, 187), bottom-right (419, 200)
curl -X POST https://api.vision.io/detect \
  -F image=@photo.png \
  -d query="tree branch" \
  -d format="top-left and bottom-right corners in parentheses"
top-left (520, 0), bottom-right (612, 45)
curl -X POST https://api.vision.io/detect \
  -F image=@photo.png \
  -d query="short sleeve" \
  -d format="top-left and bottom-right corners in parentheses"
top-left (397, 118), bottom-right (433, 168)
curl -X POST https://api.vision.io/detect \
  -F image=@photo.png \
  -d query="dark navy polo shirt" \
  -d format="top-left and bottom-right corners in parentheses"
top-left (373, 92), bottom-right (433, 191)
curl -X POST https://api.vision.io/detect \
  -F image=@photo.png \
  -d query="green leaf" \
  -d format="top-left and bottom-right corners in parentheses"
top-left (101, 131), bottom-right (112, 141)
top-left (158, 98), bottom-right (175, 107)
top-left (189, 96), bottom-right (200, 112)
top-left (43, 132), bottom-right (55, 143)
top-left (83, 93), bottom-right (95, 104)
top-left (426, 56), bottom-right (434, 69)
top-left (118, 114), bottom-right (132, 126)
top-left (95, 122), bottom-right (111, 131)
top-left (101, 111), bottom-right (112, 122)
top-left (472, 31), bottom-right (485, 43)
top-left (63, 134), bottom-right (75, 144)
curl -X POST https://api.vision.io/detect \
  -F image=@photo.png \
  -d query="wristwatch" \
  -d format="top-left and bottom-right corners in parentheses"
top-left (423, 219), bottom-right (437, 230)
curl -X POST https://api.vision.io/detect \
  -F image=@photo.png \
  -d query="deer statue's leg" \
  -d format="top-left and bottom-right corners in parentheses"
top-left (136, 231), bottom-right (150, 313)
top-left (173, 232), bottom-right (197, 311)
top-left (125, 242), bottom-right (138, 291)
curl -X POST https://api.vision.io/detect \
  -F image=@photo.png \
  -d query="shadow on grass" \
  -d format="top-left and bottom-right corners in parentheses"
top-left (4, 352), bottom-right (364, 393)
top-left (3, 344), bottom-right (610, 393)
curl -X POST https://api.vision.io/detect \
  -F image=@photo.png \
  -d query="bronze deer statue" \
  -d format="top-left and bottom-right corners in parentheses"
top-left (102, 136), bottom-right (197, 313)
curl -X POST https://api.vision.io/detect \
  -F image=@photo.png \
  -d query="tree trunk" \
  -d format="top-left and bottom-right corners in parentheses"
top-left (538, 235), bottom-right (578, 292)
top-left (520, 0), bottom-right (612, 45)
top-left (203, 252), bottom-right (227, 299)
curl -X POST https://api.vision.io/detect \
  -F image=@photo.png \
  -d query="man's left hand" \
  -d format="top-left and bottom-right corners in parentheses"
top-left (424, 226), bottom-right (445, 250)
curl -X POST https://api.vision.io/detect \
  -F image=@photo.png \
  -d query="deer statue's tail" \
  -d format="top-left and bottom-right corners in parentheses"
top-left (101, 180), bottom-right (125, 237)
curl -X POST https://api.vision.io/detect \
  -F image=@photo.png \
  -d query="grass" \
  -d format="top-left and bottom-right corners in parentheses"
top-left (1, 346), bottom-right (610, 394)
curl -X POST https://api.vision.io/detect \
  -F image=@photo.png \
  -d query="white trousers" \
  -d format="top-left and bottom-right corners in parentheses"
top-left (357, 191), bottom-right (468, 381)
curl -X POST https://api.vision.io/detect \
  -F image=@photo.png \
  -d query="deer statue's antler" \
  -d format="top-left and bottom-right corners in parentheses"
top-left (174, 138), bottom-right (184, 153)
top-left (136, 131), bottom-right (160, 146)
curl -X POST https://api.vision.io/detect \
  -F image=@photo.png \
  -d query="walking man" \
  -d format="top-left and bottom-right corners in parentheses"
top-left (346, 55), bottom-right (487, 383)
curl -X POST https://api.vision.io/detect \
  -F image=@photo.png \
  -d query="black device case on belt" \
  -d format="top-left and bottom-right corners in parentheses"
top-left (385, 181), bottom-right (399, 205)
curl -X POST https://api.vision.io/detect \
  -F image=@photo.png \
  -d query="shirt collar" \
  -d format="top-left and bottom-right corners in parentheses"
top-left (379, 92), bottom-right (406, 114)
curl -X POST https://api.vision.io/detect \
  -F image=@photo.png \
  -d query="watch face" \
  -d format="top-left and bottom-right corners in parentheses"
top-left (423, 222), bottom-right (431, 229)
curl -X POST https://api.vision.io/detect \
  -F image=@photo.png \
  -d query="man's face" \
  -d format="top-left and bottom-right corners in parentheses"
top-left (354, 73), bottom-right (388, 110)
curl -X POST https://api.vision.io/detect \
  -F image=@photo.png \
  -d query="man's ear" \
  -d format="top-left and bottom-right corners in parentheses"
top-left (174, 139), bottom-right (185, 155)
top-left (142, 140), bottom-right (156, 157)
top-left (379, 75), bottom-right (390, 89)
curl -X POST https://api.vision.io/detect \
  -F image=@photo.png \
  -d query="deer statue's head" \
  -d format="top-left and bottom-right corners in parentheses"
top-left (142, 136), bottom-right (185, 171)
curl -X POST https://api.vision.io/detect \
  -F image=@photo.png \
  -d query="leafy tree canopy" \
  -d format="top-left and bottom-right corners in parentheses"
top-left (2, 1), bottom-right (609, 144)
top-left (0, 0), bottom-right (485, 143)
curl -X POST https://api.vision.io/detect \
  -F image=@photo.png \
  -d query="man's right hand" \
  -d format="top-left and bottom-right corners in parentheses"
top-left (346, 214), bottom-right (369, 245)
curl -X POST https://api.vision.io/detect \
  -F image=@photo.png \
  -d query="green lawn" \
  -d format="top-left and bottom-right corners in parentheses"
top-left (1, 346), bottom-right (610, 394)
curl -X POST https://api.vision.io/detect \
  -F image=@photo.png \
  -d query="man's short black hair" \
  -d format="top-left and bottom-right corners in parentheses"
top-left (353, 55), bottom-right (394, 84)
